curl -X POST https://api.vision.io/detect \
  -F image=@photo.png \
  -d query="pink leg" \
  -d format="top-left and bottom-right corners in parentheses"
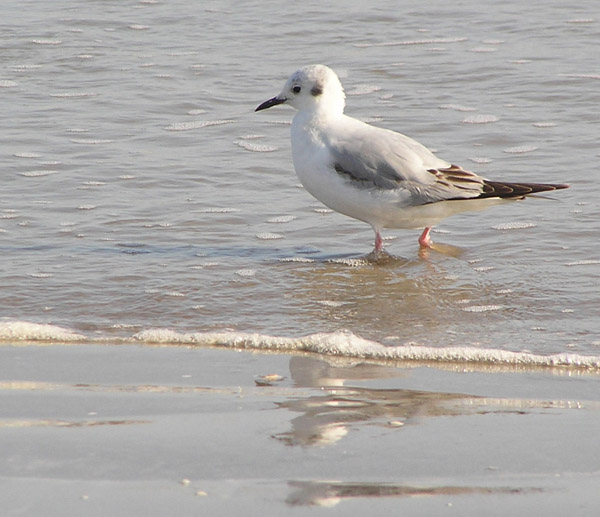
top-left (418, 227), bottom-right (433, 248)
top-left (374, 230), bottom-right (383, 252)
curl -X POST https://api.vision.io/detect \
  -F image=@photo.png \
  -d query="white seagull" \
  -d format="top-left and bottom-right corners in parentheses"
top-left (256, 64), bottom-right (568, 252)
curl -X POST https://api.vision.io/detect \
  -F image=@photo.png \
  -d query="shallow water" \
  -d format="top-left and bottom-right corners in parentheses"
top-left (1, 0), bottom-right (599, 360)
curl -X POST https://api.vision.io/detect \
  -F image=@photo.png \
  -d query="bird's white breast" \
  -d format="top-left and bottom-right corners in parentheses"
top-left (291, 115), bottom-right (378, 223)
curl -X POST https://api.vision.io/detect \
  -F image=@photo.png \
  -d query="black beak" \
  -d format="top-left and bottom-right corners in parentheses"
top-left (255, 96), bottom-right (286, 112)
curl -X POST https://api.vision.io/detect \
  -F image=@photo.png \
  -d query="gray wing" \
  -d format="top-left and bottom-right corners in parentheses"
top-left (325, 118), bottom-right (486, 203)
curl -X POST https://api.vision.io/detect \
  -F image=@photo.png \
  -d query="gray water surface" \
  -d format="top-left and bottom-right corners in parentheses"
top-left (1, 0), bottom-right (599, 354)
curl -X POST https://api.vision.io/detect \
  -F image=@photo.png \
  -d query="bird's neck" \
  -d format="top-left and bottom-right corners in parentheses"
top-left (296, 102), bottom-right (345, 127)
top-left (316, 93), bottom-right (345, 119)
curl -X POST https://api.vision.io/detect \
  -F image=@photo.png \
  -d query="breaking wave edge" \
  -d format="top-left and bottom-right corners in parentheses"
top-left (1, 321), bottom-right (599, 370)
top-left (133, 328), bottom-right (600, 369)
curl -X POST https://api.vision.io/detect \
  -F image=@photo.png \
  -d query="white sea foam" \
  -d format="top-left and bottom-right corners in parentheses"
top-left (131, 329), bottom-right (600, 369)
top-left (1, 322), bottom-right (599, 369)
top-left (164, 120), bottom-right (235, 131)
top-left (256, 232), bottom-right (284, 240)
top-left (278, 257), bottom-right (315, 263)
top-left (503, 145), bottom-right (538, 154)
top-left (492, 221), bottom-right (536, 230)
top-left (267, 215), bottom-right (296, 223)
top-left (0, 321), bottom-right (85, 342)
top-left (19, 170), bottom-right (59, 177)
top-left (197, 207), bottom-right (240, 213)
top-left (50, 92), bottom-right (97, 98)
top-left (11, 64), bottom-right (43, 70)
top-left (317, 300), bottom-right (345, 307)
top-left (14, 152), bottom-right (41, 158)
top-left (235, 269), bottom-right (257, 277)
top-left (354, 37), bottom-right (468, 48)
top-left (462, 304), bottom-right (504, 312)
top-left (31, 39), bottom-right (62, 45)
top-left (439, 104), bottom-right (476, 112)
top-left (70, 138), bottom-right (114, 144)
top-left (462, 114), bottom-right (499, 124)
top-left (565, 260), bottom-right (600, 267)
top-left (236, 140), bottom-right (278, 152)
top-left (562, 73), bottom-right (600, 80)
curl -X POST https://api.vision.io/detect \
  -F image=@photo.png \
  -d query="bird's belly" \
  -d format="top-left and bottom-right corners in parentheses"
top-left (294, 163), bottom-right (505, 230)
top-left (294, 162), bottom-right (422, 229)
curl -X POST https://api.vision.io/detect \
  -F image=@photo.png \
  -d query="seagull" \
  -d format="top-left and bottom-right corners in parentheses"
top-left (255, 64), bottom-right (568, 252)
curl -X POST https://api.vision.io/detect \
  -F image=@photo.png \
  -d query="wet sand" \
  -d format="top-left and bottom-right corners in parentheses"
top-left (1, 343), bottom-right (599, 516)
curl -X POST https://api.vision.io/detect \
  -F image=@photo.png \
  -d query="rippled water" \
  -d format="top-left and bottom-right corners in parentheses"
top-left (1, 0), bottom-right (599, 360)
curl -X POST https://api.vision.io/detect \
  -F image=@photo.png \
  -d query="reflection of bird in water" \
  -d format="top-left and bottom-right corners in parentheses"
top-left (257, 64), bottom-right (568, 253)
top-left (286, 480), bottom-right (532, 507)
top-left (274, 356), bottom-right (582, 448)
top-left (289, 258), bottom-right (502, 347)
top-left (273, 387), bottom-right (470, 447)
top-left (273, 356), bottom-right (480, 447)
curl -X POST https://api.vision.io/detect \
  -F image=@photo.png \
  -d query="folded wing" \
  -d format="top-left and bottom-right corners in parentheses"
top-left (327, 119), bottom-right (568, 204)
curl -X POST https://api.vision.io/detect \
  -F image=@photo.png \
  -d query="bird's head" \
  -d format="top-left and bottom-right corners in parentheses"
top-left (256, 64), bottom-right (346, 116)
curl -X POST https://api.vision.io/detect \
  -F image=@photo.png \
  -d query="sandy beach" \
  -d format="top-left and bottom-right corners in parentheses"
top-left (2, 342), bottom-right (599, 516)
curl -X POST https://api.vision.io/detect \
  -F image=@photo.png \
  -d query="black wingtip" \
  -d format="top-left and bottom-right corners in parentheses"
top-left (479, 181), bottom-right (570, 199)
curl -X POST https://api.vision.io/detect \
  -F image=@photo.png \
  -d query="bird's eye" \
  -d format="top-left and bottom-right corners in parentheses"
top-left (292, 85), bottom-right (301, 94)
